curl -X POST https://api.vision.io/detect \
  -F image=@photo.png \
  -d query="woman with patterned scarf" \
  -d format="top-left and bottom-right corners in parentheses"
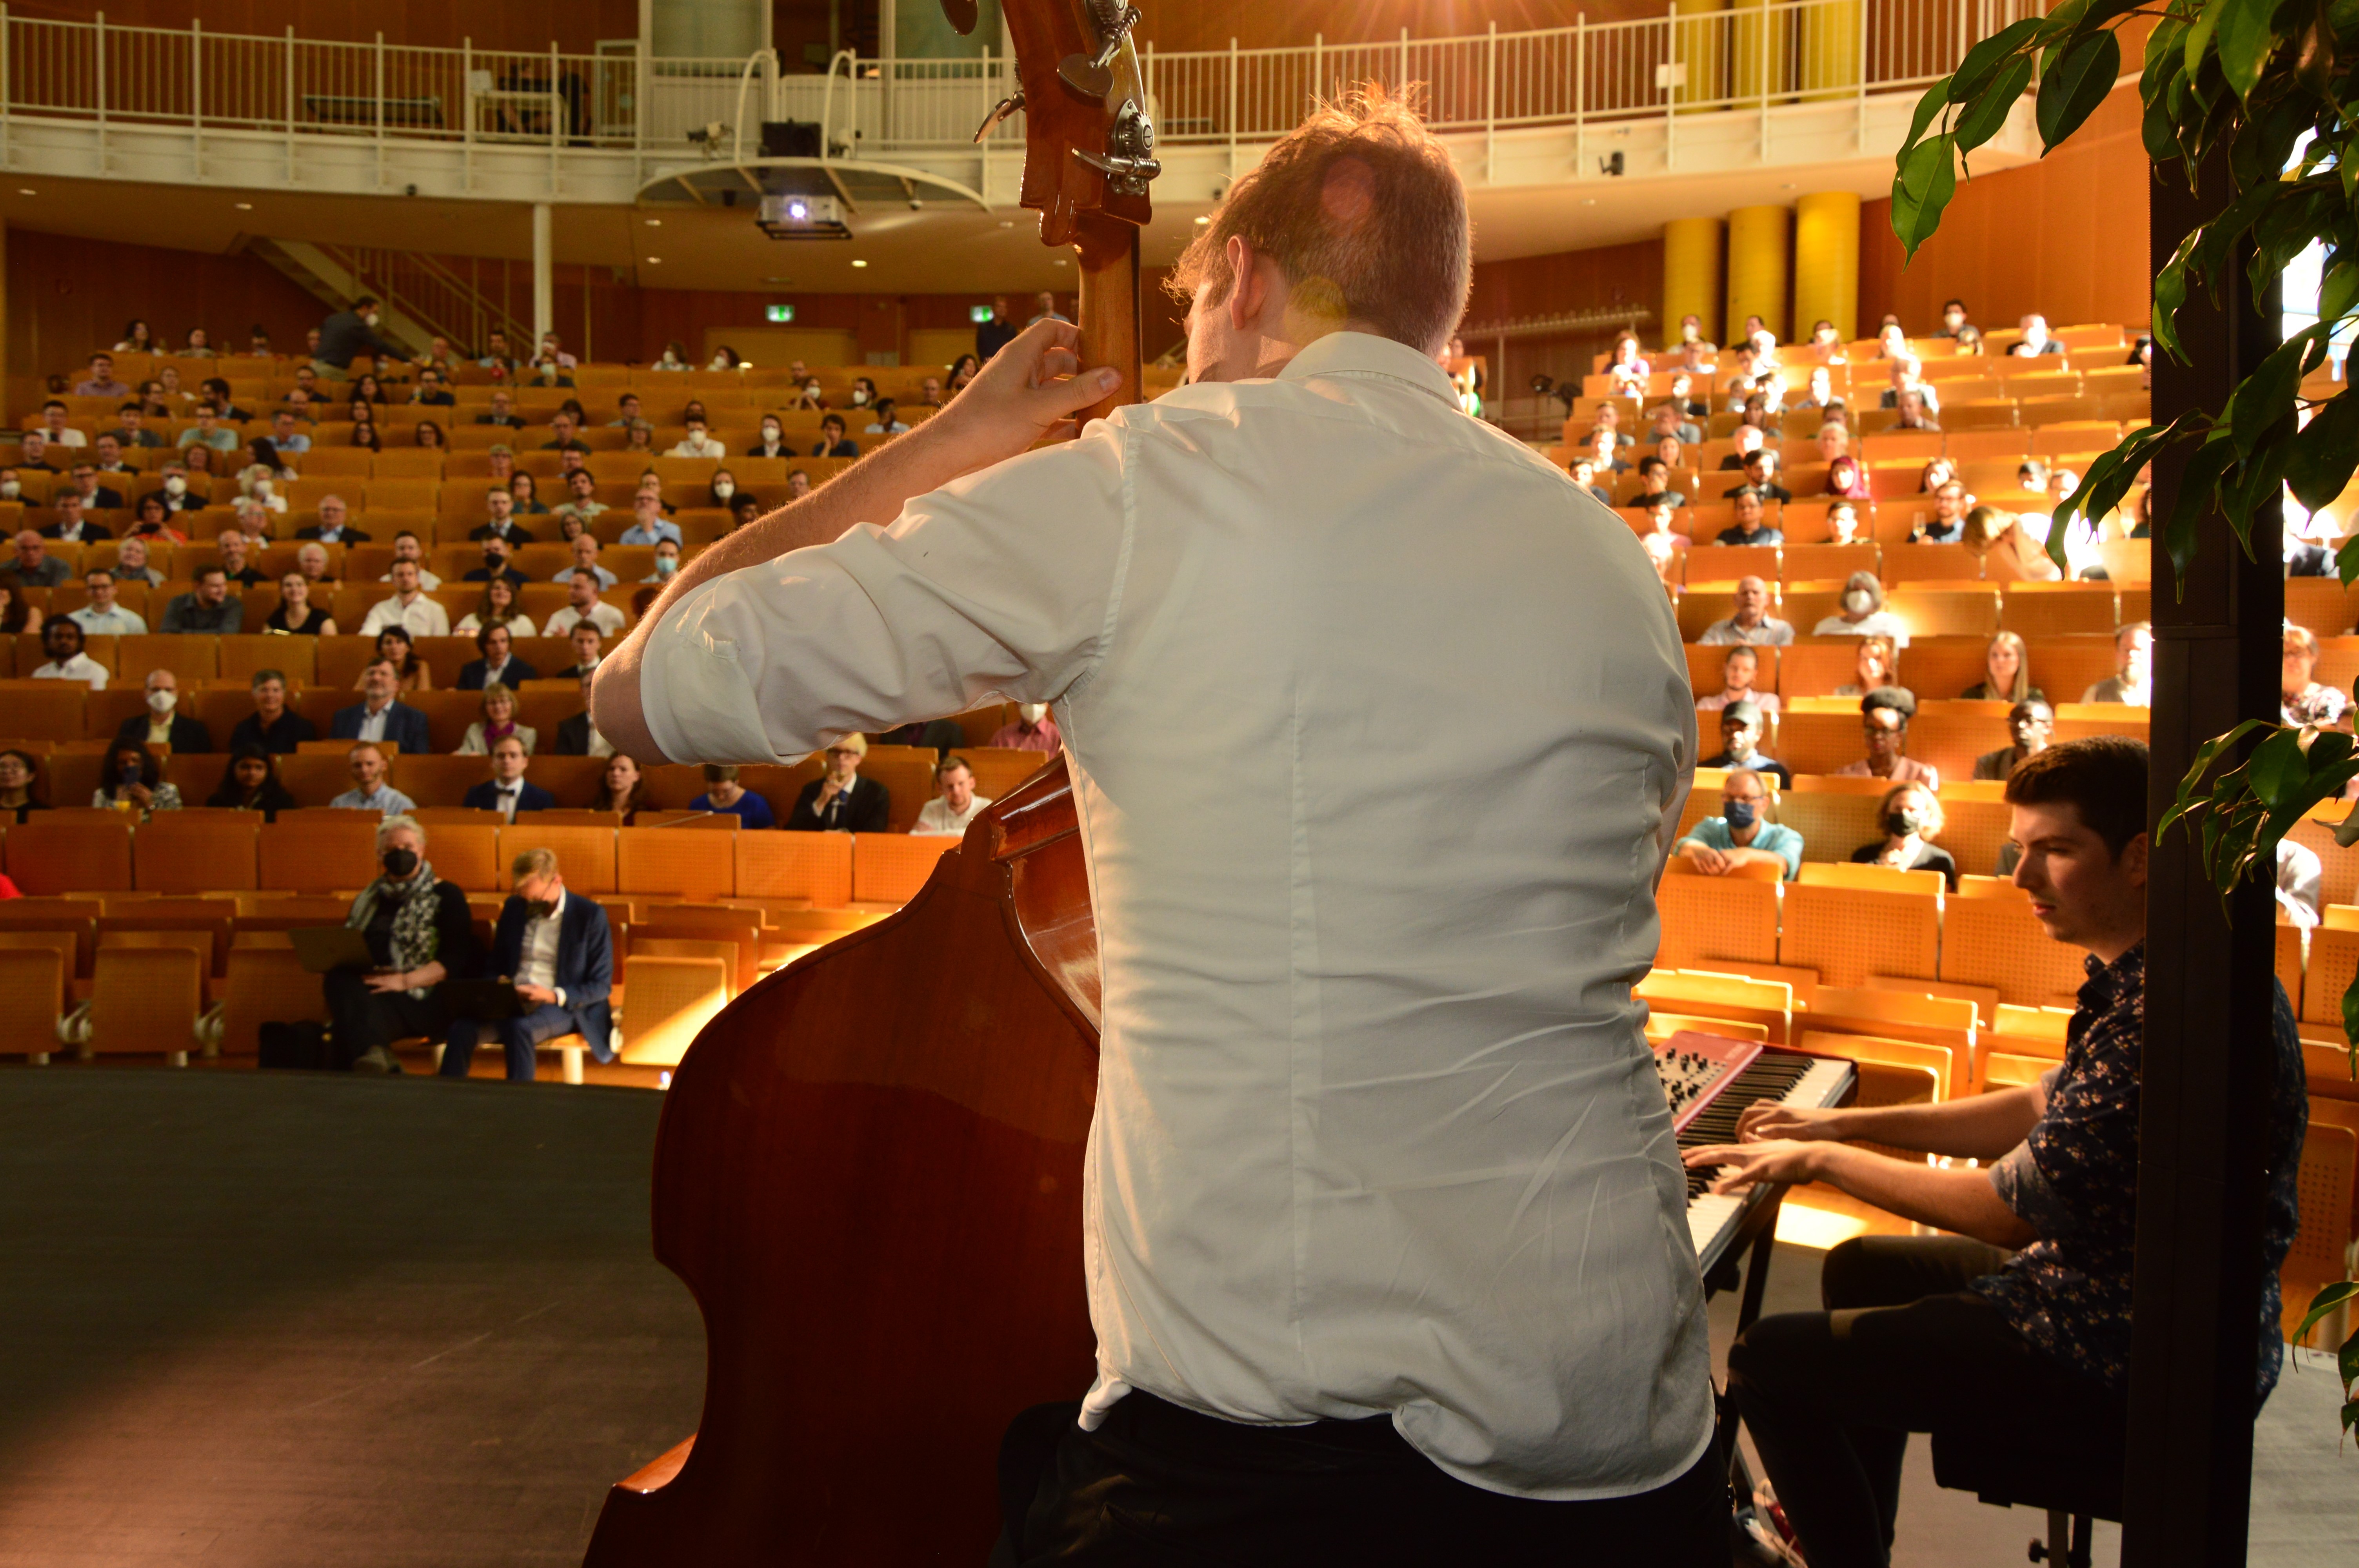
top-left (323, 815), bottom-right (476, 1075)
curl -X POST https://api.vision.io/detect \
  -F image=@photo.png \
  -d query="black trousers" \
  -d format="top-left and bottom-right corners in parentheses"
top-left (995, 1392), bottom-right (1728, 1566)
top-left (1727, 1235), bottom-right (2127, 1568)
top-left (322, 969), bottom-right (445, 1064)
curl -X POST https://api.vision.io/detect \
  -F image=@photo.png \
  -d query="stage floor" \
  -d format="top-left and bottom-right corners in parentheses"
top-left (0, 1069), bottom-right (2350, 1566)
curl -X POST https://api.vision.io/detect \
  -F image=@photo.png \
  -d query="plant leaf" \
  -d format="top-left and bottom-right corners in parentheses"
top-left (2217, 0), bottom-right (2288, 98)
top-left (2185, 0), bottom-right (2233, 76)
top-left (2289, 388), bottom-right (2359, 509)
top-left (2158, 719), bottom-right (2275, 847)
top-left (1899, 133), bottom-right (1950, 201)
top-left (1958, 55), bottom-right (2036, 155)
top-left (2165, 432), bottom-right (2243, 589)
top-left (2296, 1282), bottom-right (2359, 1347)
top-left (2039, 27), bottom-right (2124, 149)
top-left (1952, 16), bottom-right (2047, 100)
top-left (2152, 229), bottom-right (2203, 362)
top-left (2225, 326), bottom-right (2322, 457)
top-left (2321, 259), bottom-right (2359, 326)
top-left (1905, 77), bottom-right (1952, 149)
top-left (2217, 414), bottom-right (2297, 557)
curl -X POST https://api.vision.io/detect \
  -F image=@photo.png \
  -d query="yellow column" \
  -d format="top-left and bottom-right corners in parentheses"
top-left (1726, 203), bottom-right (1792, 345)
top-left (1730, 0), bottom-right (1792, 103)
top-left (1797, 0), bottom-right (1864, 100)
top-left (1662, 217), bottom-right (1726, 350)
top-left (1792, 191), bottom-right (1862, 343)
top-left (1671, 0), bottom-right (1728, 112)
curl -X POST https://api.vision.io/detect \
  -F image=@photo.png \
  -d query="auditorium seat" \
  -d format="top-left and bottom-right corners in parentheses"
top-left (0, 681), bottom-right (89, 742)
top-left (1998, 583), bottom-right (2117, 637)
top-left (851, 833), bottom-right (958, 904)
top-left (631, 907), bottom-right (763, 991)
top-left (1801, 1026), bottom-right (1954, 1105)
top-left (631, 936), bottom-right (743, 1001)
top-left (2284, 1122), bottom-right (2359, 1327)
top-left (5, 817), bottom-right (133, 894)
top-left (734, 830), bottom-right (852, 907)
top-left (258, 813), bottom-right (379, 892)
top-left (1795, 862), bottom-right (1942, 895)
top-left (86, 945), bottom-right (203, 1065)
top-left (0, 946), bottom-right (66, 1062)
top-left (618, 826), bottom-right (737, 902)
top-left (1634, 968), bottom-right (1794, 1044)
top-left (499, 822), bottom-right (620, 892)
top-left (422, 821), bottom-right (500, 891)
top-left (134, 812), bottom-right (261, 893)
top-left (1778, 883), bottom-right (1939, 990)
top-left (613, 955), bottom-right (730, 1068)
top-left (1655, 873), bottom-right (1779, 969)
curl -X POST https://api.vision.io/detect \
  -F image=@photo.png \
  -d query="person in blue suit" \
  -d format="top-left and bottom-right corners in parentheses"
top-left (440, 845), bottom-right (613, 1082)
top-left (330, 657), bottom-right (433, 756)
top-left (459, 735), bottom-right (556, 821)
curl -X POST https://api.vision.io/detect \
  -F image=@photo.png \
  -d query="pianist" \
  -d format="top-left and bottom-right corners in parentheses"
top-left (1685, 738), bottom-right (2306, 1568)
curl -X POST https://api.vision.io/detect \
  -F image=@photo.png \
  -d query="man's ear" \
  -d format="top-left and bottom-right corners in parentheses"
top-left (2121, 831), bottom-right (2150, 888)
top-left (1225, 235), bottom-right (1267, 334)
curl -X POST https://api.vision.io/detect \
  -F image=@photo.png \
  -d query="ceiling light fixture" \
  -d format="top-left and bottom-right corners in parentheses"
top-left (645, 217), bottom-right (662, 226)
top-left (15, 188), bottom-right (33, 196)
top-left (1193, 214), bottom-right (1210, 225)
top-left (851, 258), bottom-right (868, 268)
top-left (234, 201), bottom-right (253, 211)
top-left (645, 257), bottom-right (661, 264)
top-left (998, 219), bottom-right (1014, 229)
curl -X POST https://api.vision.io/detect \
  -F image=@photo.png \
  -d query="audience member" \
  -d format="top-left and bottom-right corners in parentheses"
top-left (465, 535), bottom-right (531, 589)
top-left (2082, 622), bottom-right (2153, 705)
top-left (2277, 838), bottom-right (2325, 926)
top-left (1701, 701), bottom-right (1792, 789)
top-left (112, 668), bottom-right (211, 753)
top-left (1910, 480), bottom-right (1970, 544)
top-left (471, 488), bottom-right (535, 546)
top-left (1836, 686), bottom-right (1940, 789)
top-left (4, 530), bottom-right (70, 589)
top-left (1974, 699), bottom-right (2055, 780)
top-left (551, 534), bottom-right (618, 590)
top-left (1675, 769), bottom-right (1802, 880)
top-left (0, 748), bottom-right (47, 821)
top-left (111, 535), bottom-right (165, 585)
top-left (41, 491), bottom-right (106, 545)
top-left (365, 626), bottom-right (433, 692)
top-left (324, 814), bottom-right (471, 1074)
top-left (914, 755), bottom-right (994, 837)
top-left (74, 352), bottom-right (130, 398)
top-left (439, 846), bottom-right (615, 1083)
top-left (556, 671), bottom-right (616, 758)
top-left (620, 490), bottom-right (682, 546)
top-left (359, 561), bottom-right (451, 637)
top-left (1568, 457), bottom-right (1613, 507)
top-left (70, 570), bottom-right (147, 635)
top-left (330, 742), bottom-right (415, 815)
top-left (1638, 501), bottom-right (1687, 582)
top-left (0, 580), bottom-right (36, 637)
top-left (812, 414), bottom-right (860, 459)
top-left (1848, 781), bottom-right (1958, 888)
top-left (229, 669), bottom-right (317, 753)
top-left (2012, 313), bottom-right (2066, 356)
top-left (93, 739), bottom-right (180, 816)
top-left (216, 528), bottom-right (269, 588)
top-left (1810, 571), bottom-right (1911, 646)
top-left (552, 469), bottom-right (607, 525)
top-left (297, 495), bottom-right (369, 543)
top-left (1717, 425), bottom-right (1766, 473)
top-left (1961, 630), bottom-right (2043, 702)
top-left (989, 703), bottom-right (1063, 752)
top-left (156, 565), bottom-right (242, 634)
top-left (692, 764), bottom-right (776, 828)
top-left (205, 746), bottom-right (298, 819)
top-left (555, 623), bottom-right (605, 681)
top-left (266, 571), bottom-right (337, 634)
top-left (1824, 456), bottom-right (1871, 501)
top-left (293, 541), bottom-right (335, 585)
top-left (1933, 298), bottom-right (1970, 338)
top-left (1699, 576), bottom-right (1795, 646)
top-left (460, 736), bottom-right (553, 822)
top-left (665, 415), bottom-right (724, 459)
top-left (333, 660), bottom-right (433, 753)
top-left (1963, 505), bottom-right (2060, 583)
top-left (458, 624), bottom-right (538, 691)
top-left (380, 531), bottom-right (443, 590)
top-left (1730, 450), bottom-right (1792, 505)
top-left (1716, 489), bottom-right (1781, 546)
top-left (455, 577), bottom-right (536, 638)
top-left (1698, 644), bottom-right (1781, 715)
top-left (1832, 635), bottom-right (1900, 699)
top-left (644, 539), bottom-right (683, 582)
top-left (787, 736), bottom-right (890, 831)
top-left (591, 752), bottom-right (642, 815)
top-left (544, 569), bottom-right (625, 639)
top-left (458, 682), bottom-right (538, 756)
top-left (2281, 624), bottom-right (2347, 726)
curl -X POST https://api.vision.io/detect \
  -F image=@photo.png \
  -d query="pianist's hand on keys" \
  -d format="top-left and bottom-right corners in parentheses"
top-left (1734, 1100), bottom-right (1848, 1144)
top-left (1680, 1137), bottom-right (1821, 1195)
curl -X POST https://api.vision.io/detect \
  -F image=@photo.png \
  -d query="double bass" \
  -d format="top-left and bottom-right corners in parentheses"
top-left (582, 4), bottom-right (1157, 1562)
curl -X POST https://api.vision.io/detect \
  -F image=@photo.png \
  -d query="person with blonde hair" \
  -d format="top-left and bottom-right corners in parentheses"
top-left (438, 845), bottom-right (614, 1082)
top-left (592, 85), bottom-right (1724, 1555)
top-left (2282, 622), bottom-right (2347, 726)
top-left (1833, 634), bottom-right (1899, 698)
top-left (456, 681), bottom-right (537, 755)
top-left (1961, 630), bottom-right (2043, 703)
top-left (1961, 504), bottom-right (2060, 583)
top-left (1850, 779), bottom-right (1958, 889)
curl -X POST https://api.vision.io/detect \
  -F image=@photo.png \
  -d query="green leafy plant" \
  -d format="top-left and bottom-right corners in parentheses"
top-left (1896, 0), bottom-right (2359, 1425)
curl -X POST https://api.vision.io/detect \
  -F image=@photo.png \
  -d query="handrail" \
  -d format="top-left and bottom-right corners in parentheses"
top-left (0, 0), bottom-right (2036, 163)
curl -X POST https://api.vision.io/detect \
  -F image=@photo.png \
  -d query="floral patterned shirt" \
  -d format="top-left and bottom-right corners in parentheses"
top-left (1974, 943), bottom-right (2306, 1402)
top-left (2283, 681), bottom-right (2347, 728)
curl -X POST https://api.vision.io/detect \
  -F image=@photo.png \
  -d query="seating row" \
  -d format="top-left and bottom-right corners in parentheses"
top-left (1670, 583), bottom-right (2153, 640)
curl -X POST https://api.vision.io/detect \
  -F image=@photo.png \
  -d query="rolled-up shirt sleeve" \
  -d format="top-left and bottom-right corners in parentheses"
top-left (640, 421), bottom-right (1132, 764)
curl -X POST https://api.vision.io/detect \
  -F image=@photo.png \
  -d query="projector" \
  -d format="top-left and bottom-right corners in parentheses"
top-left (758, 194), bottom-right (851, 240)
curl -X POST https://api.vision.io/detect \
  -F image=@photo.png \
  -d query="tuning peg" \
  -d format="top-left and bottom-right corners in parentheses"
top-left (972, 88), bottom-right (1025, 144)
top-left (1072, 146), bottom-right (1161, 193)
top-left (940, 0), bottom-right (978, 35)
top-left (1056, 3), bottom-right (1141, 105)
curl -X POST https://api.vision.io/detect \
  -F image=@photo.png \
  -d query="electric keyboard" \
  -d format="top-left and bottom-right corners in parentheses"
top-left (1652, 1030), bottom-right (1858, 1275)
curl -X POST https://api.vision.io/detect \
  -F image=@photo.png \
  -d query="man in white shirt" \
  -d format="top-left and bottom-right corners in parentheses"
top-left (591, 91), bottom-right (1721, 1558)
top-left (329, 743), bottom-right (416, 815)
top-left (551, 534), bottom-right (619, 590)
top-left (911, 755), bottom-right (992, 837)
top-left (438, 846), bottom-right (614, 1082)
top-left (380, 531), bottom-right (443, 590)
top-left (668, 416), bottom-right (725, 458)
top-left (31, 616), bottom-right (109, 689)
top-left (71, 570), bottom-right (148, 635)
top-left (543, 569), bottom-right (625, 639)
top-left (359, 561), bottom-right (451, 638)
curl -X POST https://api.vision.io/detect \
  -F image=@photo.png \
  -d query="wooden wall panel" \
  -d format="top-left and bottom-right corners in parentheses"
top-left (6, 228), bottom-right (327, 380)
top-left (1858, 83), bottom-right (2149, 339)
top-left (1461, 238), bottom-right (1663, 405)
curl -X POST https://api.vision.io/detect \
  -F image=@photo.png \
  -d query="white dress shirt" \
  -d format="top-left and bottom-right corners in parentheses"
top-left (636, 331), bottom-right (1712, 1498)
top-left (34, 654), bottom-right (109, 690)
top-left (358, 592), bottom-right (451, 638)
top-left (380, 567), bottom-right (444, 590)
top-left (516, 887), bottom-right (567, 1002)
top-left (486, 779), bottom-right (527, 822)
top-left (544, 601), bottom-right (625, 638)
top-left (70, 605), bottom-right (148, 635)
top-left (912, 792), bottom-right (993, 837)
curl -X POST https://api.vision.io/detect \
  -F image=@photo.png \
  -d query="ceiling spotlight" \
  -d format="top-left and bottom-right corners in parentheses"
top-left (1581, 197), bottom-right (1597, 206)
top-left (998, 219), bottom-right (1014, 229)
top-left (234, 201), bottom-right (253, 211)
top-left (645, 217), bottom-right (662, 226)
top-left (15, 188), bottom-right (32, 196)
top-left (1192, 214), bottom-right (1210, 225)
top-left (851, 258), bottom-right (868, 268)
top-left (645, 257), bottom-right (661, 264)
top-left (1052, 256), bottom-right (1069, 266)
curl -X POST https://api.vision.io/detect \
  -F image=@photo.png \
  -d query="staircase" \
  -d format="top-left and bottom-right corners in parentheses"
top-left (245, 237), bottom-right (529, 358)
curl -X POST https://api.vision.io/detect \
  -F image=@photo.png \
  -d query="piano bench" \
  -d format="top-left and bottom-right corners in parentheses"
top-left (424, 1033), bottom-right (591, 1083)
top-left (1929, 1423), bottom-right (2123, 1568)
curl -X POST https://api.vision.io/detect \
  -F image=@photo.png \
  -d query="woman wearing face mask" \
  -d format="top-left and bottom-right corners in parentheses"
top-left (851, 376), bottom-right (878, 409)
top-left (709, 345), bottom-right (743, 371)
top-left (205, 745), bottom-right (297, 819)
top-left (1810, 570), bottom-right (1912, 646)
top-left (987, 702), bottom-right (1061, 753)
top-left (747, 416), bottom-right (791, 458)
top-left (707, 468), bottom-right (741, 509)
top-left (792, 378), bottom-right (830, 412)
top-left (327, 815), bottom-right (476, 1075)
top-left (1850, 782), bottom-right (1957, 889)
top-left (94, 740), bottom-right (181, 816)
top-left (654, 341), bottom-right (689, 372)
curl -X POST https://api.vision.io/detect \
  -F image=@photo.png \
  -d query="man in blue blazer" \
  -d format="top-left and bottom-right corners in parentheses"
top-left (440, 845), bottom-right (614, 1082)
top-left (330, 658), bottom-right (433, 756)
top-left (460, 735), bottom-right (556, 821)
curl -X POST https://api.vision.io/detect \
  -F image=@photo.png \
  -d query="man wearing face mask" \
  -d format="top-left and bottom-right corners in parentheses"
top-left (138, 461), bottom-right (208, 517)
top-left (786, 735), bottom-right (891, 832)
top-left (325, 815), bottom-right (474, 1074)
top-left (112, 668), bottom-right (213, 754)
top-left (747, 416), bottom-right (793, 458)
top-left (440, 846), bottom-right (614, 1082)
top-left (642, 541), bottom-right (683, 583)
top-left (669, 416), bottom-right (726, 459)
top-left (313, 295), bottom-right (404, 384)
top-left (621, 490), bottom-right (683, 547)
top-left (1674, 768), bottom-right (1801, 879)
top-left (464, 535), bottom-right (531, 588)
top-left (988, 702), bottom-right (1062, 753)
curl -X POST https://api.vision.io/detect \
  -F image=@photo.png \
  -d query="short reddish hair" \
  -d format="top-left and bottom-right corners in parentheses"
top-left (1165, 84), bottom-right (1470, 356)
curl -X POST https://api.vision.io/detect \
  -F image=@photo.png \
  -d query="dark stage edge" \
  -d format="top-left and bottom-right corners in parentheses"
top-left (0, 1071), bottom-right (703, 1568)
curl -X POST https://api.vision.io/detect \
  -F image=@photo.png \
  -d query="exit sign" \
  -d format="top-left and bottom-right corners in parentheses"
top-left (765, 303), bottom-right (795, 323)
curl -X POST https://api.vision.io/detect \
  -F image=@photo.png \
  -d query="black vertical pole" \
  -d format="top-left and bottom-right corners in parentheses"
top-left (2121, 153), bottom-right (2283, 1566)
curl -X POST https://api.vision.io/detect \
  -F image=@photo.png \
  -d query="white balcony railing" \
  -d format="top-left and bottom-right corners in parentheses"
top-left (0, 0), bottom-right (2034, 171)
